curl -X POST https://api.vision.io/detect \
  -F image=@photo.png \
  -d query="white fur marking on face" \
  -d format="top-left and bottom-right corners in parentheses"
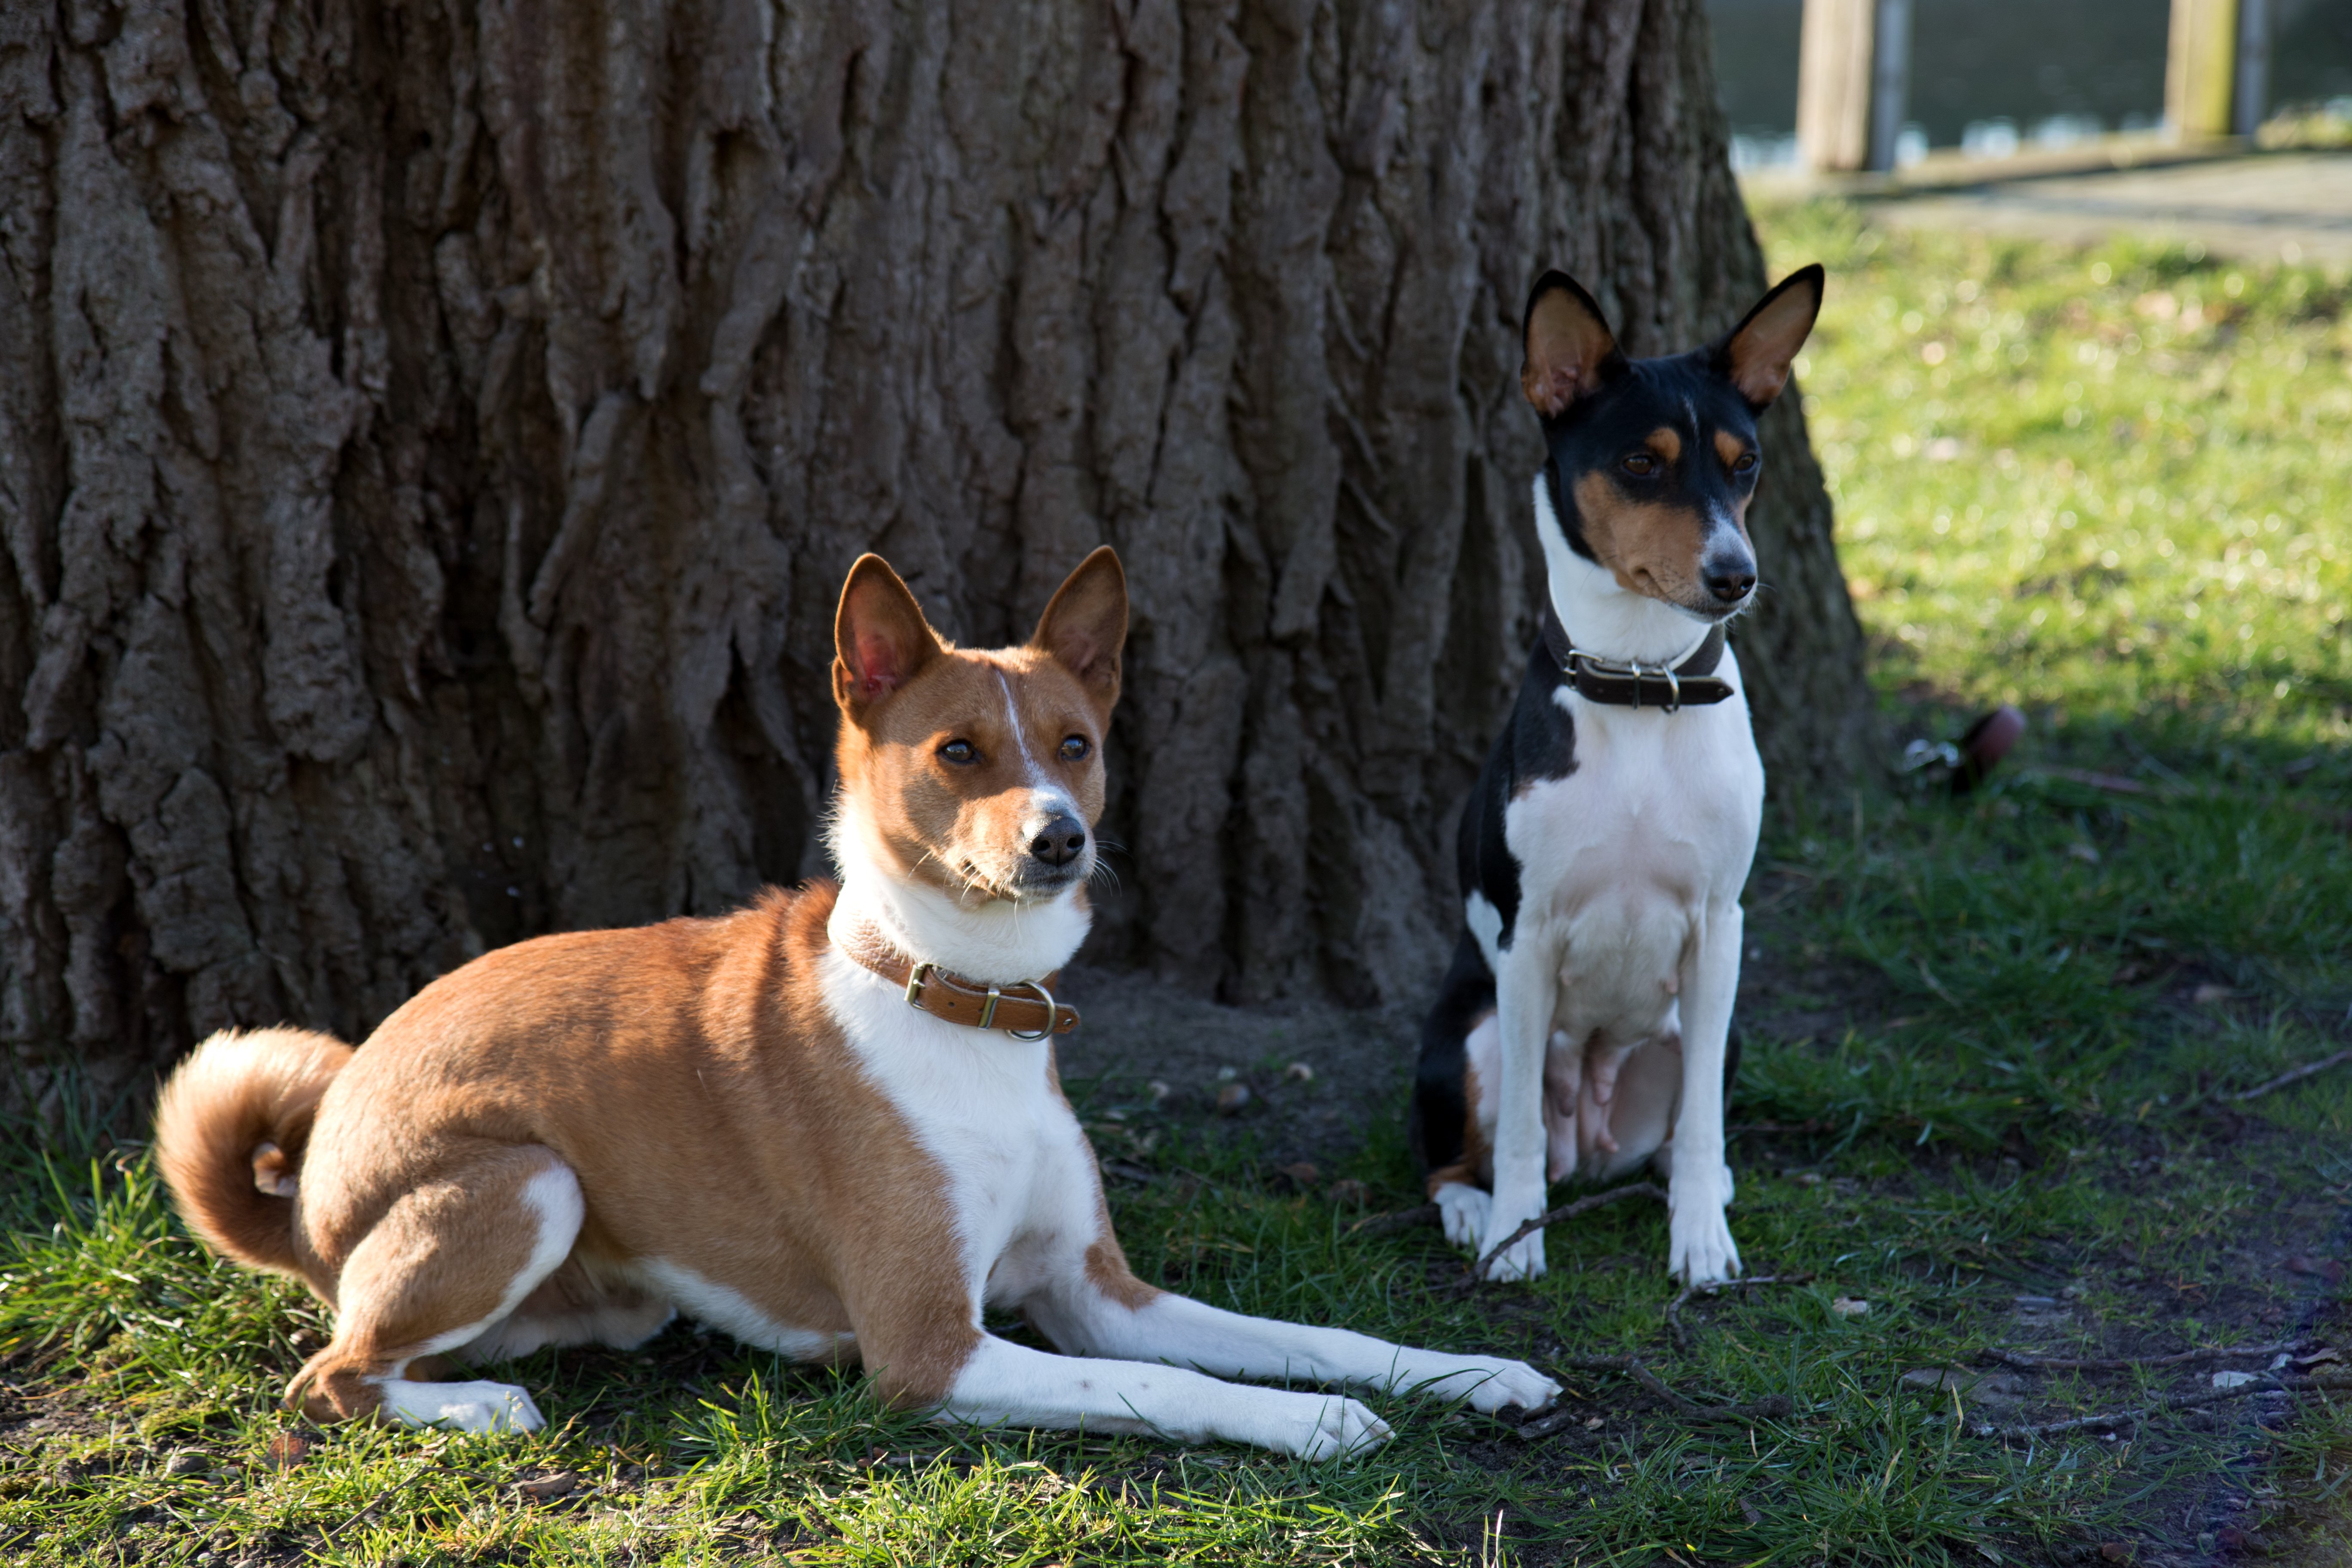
top-left (998, 669), bottom-right (1083, 843)
top-left (637, 1258), bottom-right (854, 1361)
top-left (996, 671), bottom-right (1047, 787)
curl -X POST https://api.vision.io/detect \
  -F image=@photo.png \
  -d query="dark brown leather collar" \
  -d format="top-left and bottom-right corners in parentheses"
top-left (839, 929), bottom-right (1079, 1038)
top-left (1540, 603), bottom-right (1733, 711)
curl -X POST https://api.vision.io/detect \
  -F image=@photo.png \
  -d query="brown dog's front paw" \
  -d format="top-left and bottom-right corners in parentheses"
top-left (284, 1351), bottom-right (386, 1424)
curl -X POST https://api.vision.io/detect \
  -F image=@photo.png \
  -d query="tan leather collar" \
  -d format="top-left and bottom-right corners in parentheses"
top-left (839, 928), bottom-right (1079, 1038)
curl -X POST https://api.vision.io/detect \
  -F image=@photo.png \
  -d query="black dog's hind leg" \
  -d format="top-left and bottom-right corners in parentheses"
top-left (1412, 932), bottom-right (1495, 1184)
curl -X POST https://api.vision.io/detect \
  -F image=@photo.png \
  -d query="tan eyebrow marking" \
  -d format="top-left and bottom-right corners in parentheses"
top-left (1645, 427), bottom-right (1682, 462)
top-left (1714, 429), bottom-right (1748, 466)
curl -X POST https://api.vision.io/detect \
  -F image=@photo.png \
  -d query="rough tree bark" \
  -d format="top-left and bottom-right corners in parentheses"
top-left (0, 0), bottom-right (1872, 1103)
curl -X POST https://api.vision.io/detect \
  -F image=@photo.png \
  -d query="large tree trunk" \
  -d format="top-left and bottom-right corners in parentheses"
top-left (0, 0), bottom-right (1871, 1100)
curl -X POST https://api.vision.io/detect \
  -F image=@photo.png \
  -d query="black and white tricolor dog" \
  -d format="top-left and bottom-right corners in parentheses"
top-left (1409, 265), bottom-right (1825, 1284)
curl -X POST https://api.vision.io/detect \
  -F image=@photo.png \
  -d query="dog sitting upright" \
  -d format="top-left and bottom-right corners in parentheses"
top-left (155, 547), bottom-right (1558, 1456)
top-left (1409, 266), bottom-right (1824, 1285)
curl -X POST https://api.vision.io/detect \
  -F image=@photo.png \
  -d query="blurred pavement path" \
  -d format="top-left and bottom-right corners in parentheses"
top-left (1865, 151), bottom-right (2352, 266)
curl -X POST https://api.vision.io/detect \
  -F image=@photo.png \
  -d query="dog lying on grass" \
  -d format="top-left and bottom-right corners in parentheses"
top-left (156, 547), bottom-right (1559, 1457)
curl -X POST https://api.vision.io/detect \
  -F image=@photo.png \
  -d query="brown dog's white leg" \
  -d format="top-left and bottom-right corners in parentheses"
top-left (936, 1334), bottom-right (1393, 1458)
top-left (291, 1146), bottom-right (582, 1432)
top-left (1020, 1257), bottom-right (1561, 1441)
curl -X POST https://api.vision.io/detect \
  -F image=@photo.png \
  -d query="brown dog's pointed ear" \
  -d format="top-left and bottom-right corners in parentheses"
top-left (1030, 546), bottom-right (1128, 706)
top-left (1715, 264), bottom-right (1825, 409)
top-left (833, 554), bottom-right (943, 717)
top-left (1522, 271), bottom-right (1624, 420)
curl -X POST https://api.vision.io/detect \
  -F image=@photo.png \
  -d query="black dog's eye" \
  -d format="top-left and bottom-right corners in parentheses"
top-left (1060, 735), bottom-right (1091, 762)
top-left (939, 739), bottom-right (977, 765)
top-left (1731, 451), bottom-right (1759, 475)
top-left (1621, 453), bottom-right (1658, 477)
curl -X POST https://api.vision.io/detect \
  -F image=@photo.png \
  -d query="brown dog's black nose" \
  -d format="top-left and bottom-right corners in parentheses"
top-left (1029, 813), bottom-right (1088, 868)
top-left (1704, 564), bottom-right (1756, 603)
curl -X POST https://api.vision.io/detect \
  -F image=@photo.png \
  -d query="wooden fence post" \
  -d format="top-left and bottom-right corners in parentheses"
top-left (2167, 0), bottom-right (2241, 138)
top-left (1798, 0), bottom-right (1912, 173)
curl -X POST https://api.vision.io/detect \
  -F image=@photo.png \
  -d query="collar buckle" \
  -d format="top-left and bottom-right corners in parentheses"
top-left (850, 926), bottom-right (1078, 1039)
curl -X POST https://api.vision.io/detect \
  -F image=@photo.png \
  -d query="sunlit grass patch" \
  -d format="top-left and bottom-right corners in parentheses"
top-left (1761, 200), bottom-right (2352, 756)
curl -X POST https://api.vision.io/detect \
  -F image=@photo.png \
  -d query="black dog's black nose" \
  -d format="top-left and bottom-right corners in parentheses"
top-left (1029, 813), bottom-right (1088, 868)
top-left (1704, 563), bottom-right (1757, 603)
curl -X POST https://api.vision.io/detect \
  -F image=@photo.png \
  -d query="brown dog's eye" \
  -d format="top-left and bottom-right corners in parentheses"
top-left (939, 739), bottom-right (977, 765)
top-left (1732, 451), bottom-right (1758, 474)
top-left (1621, 453), bottom-right (1657, 476)
top-left (1060, 735), bottom-right (1090, 762)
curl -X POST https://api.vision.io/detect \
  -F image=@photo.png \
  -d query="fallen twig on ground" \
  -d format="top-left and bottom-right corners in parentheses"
top-left (1512, 1355), bottom-right (1795, 1438)
top-left (2037, 765), bottom-right (2155, 796)
top-left (2233, 1048), bottom-right (2352, 1104)
top-left (1986, 1340), bottom-right (2303, 1374)
top-left (1470, 1183), bottom-right (1668, 1281)
top-left (1977, 1371), bottom-right (2351, 1442)
top-left (1346, 1204), bottom-right (1439, 1236)
top-left (1665, 1274), bottom-right (1815, 1348)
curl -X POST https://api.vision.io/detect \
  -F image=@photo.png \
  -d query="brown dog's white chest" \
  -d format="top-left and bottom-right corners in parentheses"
top-left (819, 948), bottom-right (1108, 1311)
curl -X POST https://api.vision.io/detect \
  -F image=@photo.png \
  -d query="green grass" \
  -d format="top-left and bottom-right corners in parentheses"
top-left (1773, 200), bottom-right (2352, 754)
top-left (5, 202), bottom-right (2351, 1565)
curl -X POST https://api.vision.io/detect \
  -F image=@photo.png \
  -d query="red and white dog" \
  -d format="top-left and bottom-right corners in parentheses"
top-left (155, 548), bottom-right (1559, 1457)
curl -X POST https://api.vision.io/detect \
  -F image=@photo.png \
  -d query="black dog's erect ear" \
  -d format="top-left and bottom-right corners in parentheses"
top-left (1715, 264), bottom-right (1825, 409)
top-left (1522, 271), bottom-right (1625, 420)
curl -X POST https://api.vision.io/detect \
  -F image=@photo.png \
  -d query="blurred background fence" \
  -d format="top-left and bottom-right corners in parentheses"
top-left (1712, 0), bottom-right (2352, 174)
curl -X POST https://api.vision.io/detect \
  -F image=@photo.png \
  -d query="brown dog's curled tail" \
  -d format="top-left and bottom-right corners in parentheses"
top-left (153, 1027), bottom-right (353, 1276)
